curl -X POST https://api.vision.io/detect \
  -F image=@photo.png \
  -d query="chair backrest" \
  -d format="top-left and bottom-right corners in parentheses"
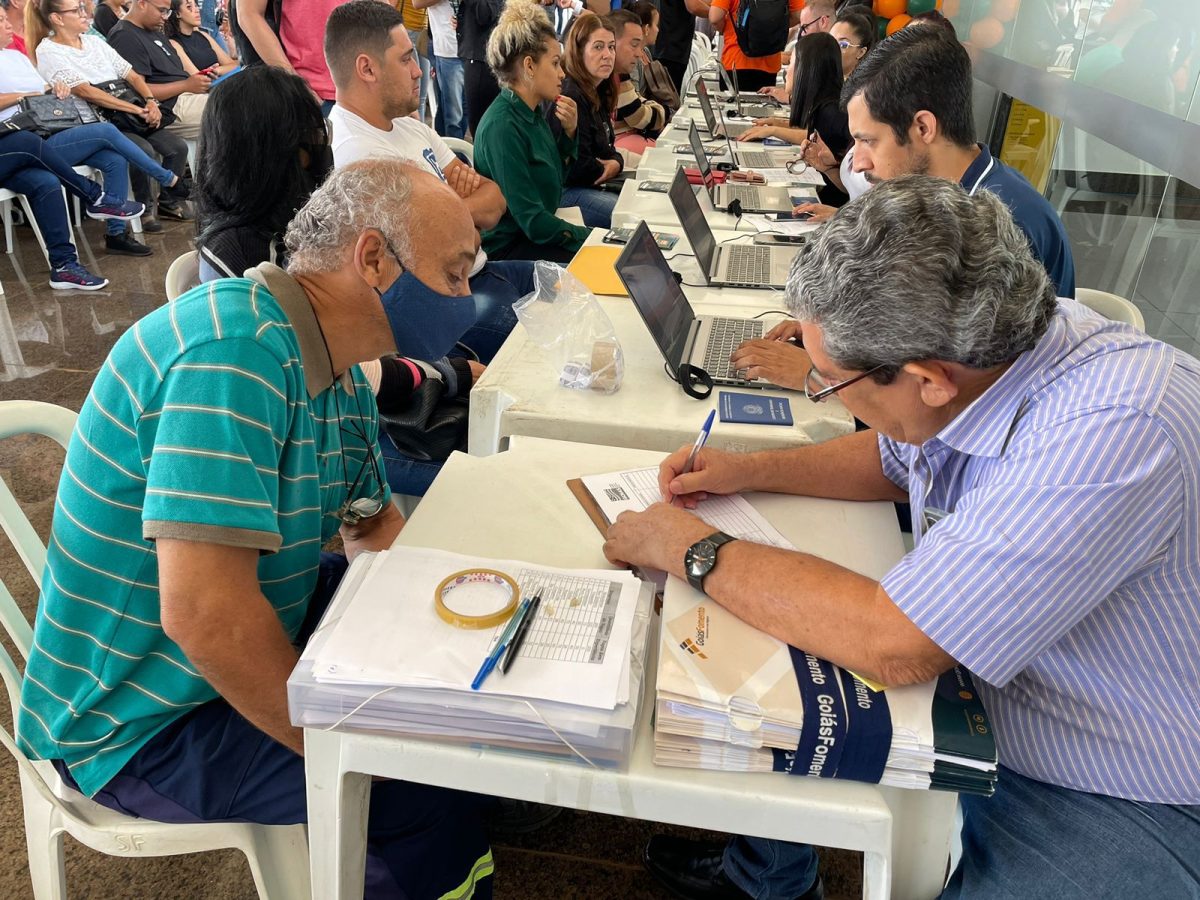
top-left (443, 137), bottom-right (474, 166)
top-left (165, 249), bottom-right (202, 300)
top-left (1076, 288), bottom-right (1146, 331)
top-left (0, 401), bottom-right (76, 716)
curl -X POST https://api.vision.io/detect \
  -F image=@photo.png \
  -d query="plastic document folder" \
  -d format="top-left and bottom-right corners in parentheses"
top-left (288, 546), bottom-right (656, 768)
top-left (654, 577), bottom-right (998, 795)
top-left (567, 246), bottom-right (628, 296)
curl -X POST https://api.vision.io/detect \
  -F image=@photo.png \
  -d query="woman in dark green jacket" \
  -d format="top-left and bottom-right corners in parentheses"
top-left (473, 0), bottom-right (590, 263)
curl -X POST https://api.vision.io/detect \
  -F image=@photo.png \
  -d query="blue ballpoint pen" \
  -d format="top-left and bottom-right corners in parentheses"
top-left (681, 409), bottom-right (716, 476)
top-left (470, 597), bottom-right (531, 691)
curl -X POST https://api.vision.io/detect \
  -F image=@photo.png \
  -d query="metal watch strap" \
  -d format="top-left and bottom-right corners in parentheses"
top-left (685, 530), bottom-right (737, 592)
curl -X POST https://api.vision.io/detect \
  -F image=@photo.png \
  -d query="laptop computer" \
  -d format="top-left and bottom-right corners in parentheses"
top-left (614, 221), bottom-right (771, 387)
top-left (688, 122), bottom-right (796, 214)
top-left (692, 79), bottom-right (792, 169)
top-left (667, 169), bottom-right (796, 290)
top-left (693, 78), bottom-right (753, 139)
top-left (730, 68), bottom-right (782, 120)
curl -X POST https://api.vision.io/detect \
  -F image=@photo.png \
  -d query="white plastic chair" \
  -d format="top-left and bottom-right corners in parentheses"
top-left (443, 136), bottom-right (473, 165)
top-left (165, 249), bottom-right (201, 299)
top-left (70, 165), bottom-right (143, 235)
top-left (0, 188), bottom-right (53, 263)
top-left (0, 399), bottom-right (312, 900)
top-left (1076, 287), bottom-right (1145, 330)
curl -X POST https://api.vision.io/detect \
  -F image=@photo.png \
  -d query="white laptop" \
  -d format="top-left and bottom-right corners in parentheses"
top-left (688, 122), bottom-right (795, 214)
top-left (667, 169), bottom-right (797, 290)
top-left (692, 78), bottom-right (753, 139)
top-left (614, 221), bottom-right (773, 388)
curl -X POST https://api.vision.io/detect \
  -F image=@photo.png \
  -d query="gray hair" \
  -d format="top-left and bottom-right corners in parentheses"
top-left (284, 159), bottom-right (415, 276)
top-left (786, 175), bottom-right (1057, 380)
top-left (487, 0), bottom-right (556, 87)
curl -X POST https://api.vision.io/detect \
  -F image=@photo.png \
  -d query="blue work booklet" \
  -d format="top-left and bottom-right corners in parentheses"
top-left (719, 392), bottom-right (793, 426)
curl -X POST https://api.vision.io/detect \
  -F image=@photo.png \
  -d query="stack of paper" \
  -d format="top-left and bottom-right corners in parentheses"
top-left (573, 466), bottom-right (997, 794)
top-left (652, 577), bottom-right (997, 795)
top-left (287, 546), bottom-right (654, 767)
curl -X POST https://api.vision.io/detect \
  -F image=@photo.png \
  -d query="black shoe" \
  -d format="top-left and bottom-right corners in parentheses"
top-left (161, 175), bottom-right (192, 203)
top-left (140, 213), bottom-right (163, 234)
top-left (485, 798), bottom-right (563, 837)
top-left (642, 836), bottom-right (823, 900)
top-left (157, 200), bottom-right (193, 221)
top-left (104, 232), bottom-right (153, 256)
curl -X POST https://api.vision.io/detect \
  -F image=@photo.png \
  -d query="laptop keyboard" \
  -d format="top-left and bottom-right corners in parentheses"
top-left (724, 245), bottom-right (774, 285)
top-left (737, 150), bottom-right (776, 168)
top-left (701, 317), bottom-right (764, 380)
top-left (723, 183), bottom-right (765, 208)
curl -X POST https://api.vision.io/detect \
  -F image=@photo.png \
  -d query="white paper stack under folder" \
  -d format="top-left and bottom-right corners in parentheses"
top-left (287, 546), bottom-right (655, 767)
top-left (653, 580), bottom-right (998, 795)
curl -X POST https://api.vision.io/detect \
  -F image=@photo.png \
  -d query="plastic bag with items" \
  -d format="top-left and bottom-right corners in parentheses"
top-left (513, 261), bottom-right (625, 394)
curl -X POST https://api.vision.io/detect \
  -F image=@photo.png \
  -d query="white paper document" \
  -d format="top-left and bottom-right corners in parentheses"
top-left (741, 213), bottom-right (822, 236)
top-left (310, 546), bottom-right (643, 710)
top-left (579, 467), bottom-right (795, 550)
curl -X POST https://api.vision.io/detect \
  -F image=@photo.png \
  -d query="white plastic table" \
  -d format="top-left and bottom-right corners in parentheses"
top-left (468, 293), bottom-right (852, 456)
top-left (302, 436), bottom-right (959, 900)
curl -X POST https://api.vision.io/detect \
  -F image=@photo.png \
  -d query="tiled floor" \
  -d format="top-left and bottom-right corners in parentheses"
top-left (0, 216), bottom-right (868, 897)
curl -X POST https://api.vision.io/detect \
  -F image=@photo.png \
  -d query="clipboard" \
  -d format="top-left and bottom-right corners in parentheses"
top-left (567, 477), bottom-right (612, 539)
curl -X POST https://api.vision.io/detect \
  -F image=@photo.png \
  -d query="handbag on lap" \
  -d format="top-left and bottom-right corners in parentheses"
top-left (90, 80), bottom-right (176, 136)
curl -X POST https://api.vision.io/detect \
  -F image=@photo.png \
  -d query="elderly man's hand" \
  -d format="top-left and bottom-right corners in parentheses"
top-left (603, 503), bottom-right (715, 572)
top-left (658, 445), bottom-right (748, 508)
top-left (731, 339), bottom-right (811, 390)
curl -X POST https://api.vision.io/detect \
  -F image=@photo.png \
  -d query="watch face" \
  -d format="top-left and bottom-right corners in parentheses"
top-left (686, 539), bottom-right (718, 577)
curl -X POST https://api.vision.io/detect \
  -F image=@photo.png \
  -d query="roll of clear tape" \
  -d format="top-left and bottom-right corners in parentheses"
top-left (434, 568), bottom-right (519, 629)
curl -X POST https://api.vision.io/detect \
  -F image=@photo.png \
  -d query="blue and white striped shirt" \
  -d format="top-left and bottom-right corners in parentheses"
top-left (880, 299), bottom-right (1200, 803)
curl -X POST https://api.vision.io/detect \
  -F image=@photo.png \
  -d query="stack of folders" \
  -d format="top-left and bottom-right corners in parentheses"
top-left (653, 580), bottom-right (998, 795)
top-left (287, 545), bottom-right (655, 767)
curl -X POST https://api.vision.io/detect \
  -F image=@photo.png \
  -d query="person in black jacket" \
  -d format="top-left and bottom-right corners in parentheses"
top-left (457, 0), bottom-right (503, 136)
top-left (546, 10), bottom-right (619, 227)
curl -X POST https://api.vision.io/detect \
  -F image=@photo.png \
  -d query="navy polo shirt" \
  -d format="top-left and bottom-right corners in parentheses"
top-left (961, 144), bottom-right (1076, 299)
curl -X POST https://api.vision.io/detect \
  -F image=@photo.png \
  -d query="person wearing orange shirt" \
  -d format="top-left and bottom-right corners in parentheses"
top-left (708, 0), bottom-right (814, 91)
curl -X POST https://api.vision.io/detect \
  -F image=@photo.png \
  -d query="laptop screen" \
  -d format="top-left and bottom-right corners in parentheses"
top-left (687, 122), bottom-right (717, 197)
top-left (668, 168), bottom-right (716, 277)
top-left (693, 77), bottom-right (719, 134)
top-left (615, 221), bottom-right (697, 370)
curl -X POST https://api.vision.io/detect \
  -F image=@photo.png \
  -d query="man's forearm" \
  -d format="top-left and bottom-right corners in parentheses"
top-left (238, 14), bottom-right (293, 69)
top-left (464, 181), bottom-right (506, 231)
top-left (741, 428), bottom-right (908, 501)
top-left (148, 79), bottom-right (192, 101)
top-left (340, 501), bottom-right (404, 558)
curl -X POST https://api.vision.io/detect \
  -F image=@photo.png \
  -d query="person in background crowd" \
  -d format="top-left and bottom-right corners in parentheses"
top-left (711, 0), bottom-right (807, 92)
top-left (106, 0), bottom-right (212, 139)
top-left (235, 0), bottom-right (339, 112)
top-left (543, 0), bottom-right (579, 41)
top-left (457, 0), bottom-right (502, 135)
top-left (738, 33), bottom-right (850, 207)
top-left (0, 7), bottom-right (176, 256)
top-left (473, 0), bottom-right (588, 262)
top-left (831, 7), bottom-right (873, 80)
top-left (654, 0), bottom-right (706, 94)
top-left (89, 0), bottom-right (122, 34)
top-left (17, 158), bottom-right (497, 900)
top-left (549, 10), bottom-right (620, 227)
top-left (607, 7), bottom-right (665, 152)
top-left (193, 64), bottom-right (327, 280)
top-left (31, 0), bottom-right (193, 230)
top-left (757, 0), bottom-right (835, 102)
top-left (416, 0), bottom-right (467, 138)
top-left (165, 0), bottom-right (238, 77)
top-left (397, 0), bottom-right (431, 123)
top-left (0, 0), bottom-right (28, 53)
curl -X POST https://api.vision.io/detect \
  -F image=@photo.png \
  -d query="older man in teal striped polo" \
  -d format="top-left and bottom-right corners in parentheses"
top-left (17, 159), bottom-right (495, 900)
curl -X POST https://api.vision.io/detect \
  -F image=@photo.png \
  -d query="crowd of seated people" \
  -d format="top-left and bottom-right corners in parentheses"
top-left (11, 5), bottom-right (1197, 900)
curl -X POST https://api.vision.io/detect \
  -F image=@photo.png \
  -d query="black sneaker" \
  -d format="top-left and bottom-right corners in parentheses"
top-left (105, 232), bottom-right (153, 256)
top-left (161, 175), bottom-right (192, 204)
top-left (642, 835), bottom-right (823, 900)
top-left (140, 213), bottom-right (164, 234)
top-left (157, 200), bottom-right (193, 221)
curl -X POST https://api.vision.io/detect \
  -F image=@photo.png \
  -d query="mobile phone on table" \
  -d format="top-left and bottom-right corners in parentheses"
top-left (604, 227), bottom-right (679, 250)
top-left (753, 233), bottom-right (808, 246)
top-left (638, 180), bottom-right (671, 193)
top-left (772, 211), bottom-right (813, 221)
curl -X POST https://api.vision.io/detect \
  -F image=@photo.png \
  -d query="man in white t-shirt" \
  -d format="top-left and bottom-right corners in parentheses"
top-left (325, 0), bottom-right (534, 364)
top-left (416, 0), bottom-right (466, 139)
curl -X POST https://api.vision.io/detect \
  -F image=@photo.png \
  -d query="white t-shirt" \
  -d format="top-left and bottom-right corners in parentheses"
top-left (426, 0), bottom-right (457, 59)
top-left (841, 148), bottom-right (871, 201)
top-left (35, 34), bottom-right (133, 88)
top-left (329, 105), bottom-right (486, 273)
top-left (0, 49), bottom-right (48, 120)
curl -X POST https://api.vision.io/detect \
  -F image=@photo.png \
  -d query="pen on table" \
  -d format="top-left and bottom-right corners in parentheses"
top-left (470, 596), bottom-right (531, 691)
top-left (501, 594), bottom-right (541, 675)
top-left (680, 409), bottom-right (716, 476)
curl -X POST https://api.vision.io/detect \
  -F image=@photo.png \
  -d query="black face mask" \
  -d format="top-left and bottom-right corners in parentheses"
top-left (299, 142), bottom-right (334, 194)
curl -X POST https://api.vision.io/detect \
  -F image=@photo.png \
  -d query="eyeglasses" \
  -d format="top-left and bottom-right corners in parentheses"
top-left (146, 1), bottom-right (172, 17)
top-left (334, 415), bottom-right (387, 526)
top-left (55, 5), bottom-right (83, 14)
top-left (798, 15), bottom-right (826, 35)
top-left (803, 362), bottom-right (887, 403)
top-left (836, 39), bottom-right (863, 50)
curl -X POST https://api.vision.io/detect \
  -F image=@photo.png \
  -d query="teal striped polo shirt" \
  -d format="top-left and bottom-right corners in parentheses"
top-left (17, 263), bottom-right (389, 797)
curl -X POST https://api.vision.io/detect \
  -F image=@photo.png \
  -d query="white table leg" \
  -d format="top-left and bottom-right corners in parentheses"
top-left (304, 729), bottom-right (371, 900)
top-left (883, 788), bottom-right (958, 899)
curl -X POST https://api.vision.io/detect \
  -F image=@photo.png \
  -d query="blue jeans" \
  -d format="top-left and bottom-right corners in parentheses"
top-left (53, 552), bottom-right (495, 900)
top-left (378, 429), bottom-right (443, 498)
top-left (559, 185), bottom-right (617, 229)
top-left (47, 122), bottom-right (174, 235)
top-left (723, 765), bottom-right (1200, 899)
top-left (462, 258), bottom-right (535, 363)
top-left (408, 28), bottom-right (433, 123)
top-left (0, 129), bottom-right (103, 268)
top-left (433, 55), bottom-right (466, 139)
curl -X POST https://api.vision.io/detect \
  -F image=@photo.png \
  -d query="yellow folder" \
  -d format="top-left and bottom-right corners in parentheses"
top-left (567, 246), bottom-right (628, 297)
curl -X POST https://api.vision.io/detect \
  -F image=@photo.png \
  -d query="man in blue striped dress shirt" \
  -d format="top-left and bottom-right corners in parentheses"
top-left (17, 160), bottom-right (495, 899)
top-left (607, 176), bottom-right (1200, 899)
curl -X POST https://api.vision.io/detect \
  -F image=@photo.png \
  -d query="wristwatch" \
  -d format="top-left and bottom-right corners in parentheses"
top-left (684, 531), bottom-right (737, 593)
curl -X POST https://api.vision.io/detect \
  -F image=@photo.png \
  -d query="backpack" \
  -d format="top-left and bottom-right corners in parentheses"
top-left (228, 0), bottom-right (284, 67)
top-left (731, 0), bottom-right (789, 59)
